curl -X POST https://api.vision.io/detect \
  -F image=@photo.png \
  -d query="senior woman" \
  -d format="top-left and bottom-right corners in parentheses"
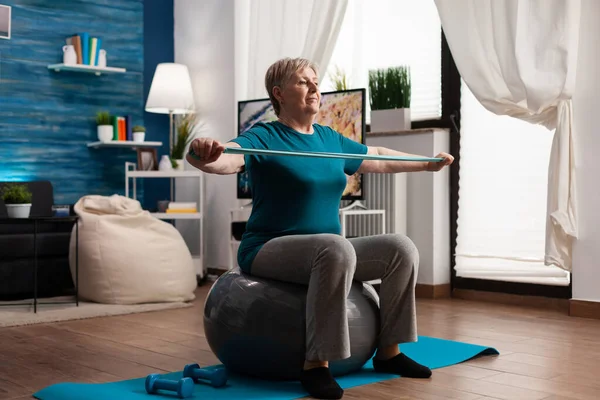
top-left (187, 57), bottom-right (453, 399)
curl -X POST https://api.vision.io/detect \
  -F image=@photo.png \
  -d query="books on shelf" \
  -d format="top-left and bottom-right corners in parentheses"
top-left (166, 202), bottom-right (198, 213)
top-left (110, 115), bottom-right (132, 141)
top-left (66, 33), bottom-right (103, 66)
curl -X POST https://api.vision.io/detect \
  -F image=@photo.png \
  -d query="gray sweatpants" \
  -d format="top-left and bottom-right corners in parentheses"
top-left (251, 233), bottom-right (419, 362)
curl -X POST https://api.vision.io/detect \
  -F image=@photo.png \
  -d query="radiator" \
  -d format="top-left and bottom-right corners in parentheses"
top-left (340, 173), bottom-right (407, 238)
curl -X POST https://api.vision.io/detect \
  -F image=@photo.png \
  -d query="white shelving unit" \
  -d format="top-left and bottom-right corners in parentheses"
top-left (127, 169), bottom-right (201, 178)
top-left (48, 63), bottom-right (126, 76)
top-left (88, 140), bottom-right (162, 149)
top-left (150, 212), bottom-right (202, 219)
top-left (125, 162), bottom-right (205, 278)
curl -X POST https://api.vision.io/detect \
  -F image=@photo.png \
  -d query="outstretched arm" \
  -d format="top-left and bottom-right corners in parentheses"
top-left (186, 139), bottom-right (245, 175)
top-left (357, 146), bottom-right (454, 174)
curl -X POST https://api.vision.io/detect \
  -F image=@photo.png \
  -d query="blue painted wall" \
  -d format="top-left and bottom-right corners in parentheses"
top-left (142, 0), bottom-right (173, 210)
top-left (0, 0), bottom-right (172, 208)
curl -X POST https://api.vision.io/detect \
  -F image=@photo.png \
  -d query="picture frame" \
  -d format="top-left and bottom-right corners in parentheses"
top-left (136, 148), bottom-right (158, 171)
top-left (0, 5), bottom-right (11, 40)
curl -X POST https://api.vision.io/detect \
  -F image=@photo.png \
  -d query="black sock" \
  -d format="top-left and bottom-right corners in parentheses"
top-left (300, 367), bottom-right (344, 399)
top-left (373, 353), bottom-right (432, 378)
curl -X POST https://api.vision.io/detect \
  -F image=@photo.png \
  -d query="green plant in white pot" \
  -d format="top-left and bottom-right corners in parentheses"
top-left (328, 65), bottom-right (350, 91)
top-left (1, 183), bottom-right (33, 218)
top-left (368, 65), bottom-right (411, 132)
top-left (132, 125), bottom-right (146, 143)
top-left (96, 111), bottom-right (113, 142)
top-left (171, 113), bottom-right (202, 170)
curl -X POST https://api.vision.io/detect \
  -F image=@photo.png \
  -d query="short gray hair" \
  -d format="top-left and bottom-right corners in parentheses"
top-left (265, 57), bottom-right (319, 116)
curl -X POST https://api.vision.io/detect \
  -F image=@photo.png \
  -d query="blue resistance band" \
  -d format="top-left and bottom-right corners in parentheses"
top-left (189, 147), bottom-right (443, 162)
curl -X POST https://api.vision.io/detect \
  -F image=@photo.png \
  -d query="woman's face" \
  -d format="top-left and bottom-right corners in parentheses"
top-left (275, 67), bottom-right (320, 117)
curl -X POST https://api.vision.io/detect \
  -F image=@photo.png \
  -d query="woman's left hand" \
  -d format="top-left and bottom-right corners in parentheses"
top-left (427, 152), bottom-right (454, 172)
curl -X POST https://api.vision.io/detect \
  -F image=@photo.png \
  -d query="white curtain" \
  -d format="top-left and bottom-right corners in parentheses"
top-left (435, 0), bottom-right (580, 272)
top-left (235, 0), bottom-right (348, 100)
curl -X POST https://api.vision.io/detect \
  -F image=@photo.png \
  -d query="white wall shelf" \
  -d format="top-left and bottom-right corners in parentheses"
top-left (48, 63), bottom-right (126, 76)
top-left (127, 169), bottom-right (201, 178)
top-left (87, 141), bottom-right (162, 149)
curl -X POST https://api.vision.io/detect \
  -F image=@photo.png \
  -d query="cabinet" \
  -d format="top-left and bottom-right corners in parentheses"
top-left (124, 162), bottom-right (205, 278)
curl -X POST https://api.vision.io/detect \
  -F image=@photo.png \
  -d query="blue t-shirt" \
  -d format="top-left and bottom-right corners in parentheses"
top-left (229, 121), bottom-right (368, 273)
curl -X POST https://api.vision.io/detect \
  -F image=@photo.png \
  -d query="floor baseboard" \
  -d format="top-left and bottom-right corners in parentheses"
top-left (416, 283), bottom-right (451, 299)
top-left (569, 299), bottom-right (600, 319)
top-left (452, 288), bottom-right (570, 312)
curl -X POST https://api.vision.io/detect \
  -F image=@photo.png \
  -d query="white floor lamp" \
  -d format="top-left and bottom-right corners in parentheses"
top-left (145, 63), bottom-right (196, 199)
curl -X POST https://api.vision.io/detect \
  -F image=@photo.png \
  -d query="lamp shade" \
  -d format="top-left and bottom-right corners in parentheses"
top-left (145, 63), bottom-right (196, 114)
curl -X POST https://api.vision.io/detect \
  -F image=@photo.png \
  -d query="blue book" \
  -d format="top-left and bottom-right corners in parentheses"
top-left (95, 37), bottom-right (102, 66)
top-left (125, 115), bottom-right (132, 141)
top-left (79, 32), bottom-right (89, 65)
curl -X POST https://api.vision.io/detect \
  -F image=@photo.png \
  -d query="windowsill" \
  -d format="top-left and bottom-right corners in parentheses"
top-left (365, 119), bottom-right (449, 137)
top-left (366, 127), bottom-right (448, 137)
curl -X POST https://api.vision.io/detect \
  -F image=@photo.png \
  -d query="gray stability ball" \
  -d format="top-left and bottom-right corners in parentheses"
top-left (203, 267), bottom-right (380, 381)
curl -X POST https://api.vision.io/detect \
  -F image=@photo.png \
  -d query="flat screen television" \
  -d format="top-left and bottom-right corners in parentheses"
top-left (236, 88), bottom-right (366, 201)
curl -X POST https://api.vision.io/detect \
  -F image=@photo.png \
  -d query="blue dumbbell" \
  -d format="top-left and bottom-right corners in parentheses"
top-left (183, 363), bottom-right (228, 387)
top-left (145, 374), bottom-right (194, 398)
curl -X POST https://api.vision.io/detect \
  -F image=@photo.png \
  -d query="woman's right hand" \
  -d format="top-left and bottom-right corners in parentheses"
top-left (189, 138), bottom-right (226, 163)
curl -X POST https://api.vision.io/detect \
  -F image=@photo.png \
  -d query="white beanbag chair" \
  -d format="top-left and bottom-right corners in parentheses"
top-left (69, 194), bottom-right (196, 304)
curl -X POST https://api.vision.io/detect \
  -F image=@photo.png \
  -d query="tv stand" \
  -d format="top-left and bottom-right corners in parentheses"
top-left (339, 200), bottom-right (368, 211)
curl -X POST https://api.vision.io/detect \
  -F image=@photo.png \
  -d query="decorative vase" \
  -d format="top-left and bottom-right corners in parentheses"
top-left (370, 108), bottom-right (411, 133)
top-left (62, 45), bottom-right (77, 65)
top-left (175, 159), bottom-right (184, 171)
top-left (159, 155), bottom-right (172, 171)
top-left (97, 125), bottom-right (113, 142)
top-left (5, 204), bottom-right (31, 218)
top-left (98, 49), bottom-right (107, 68)
top-left (133, 132), bottom-right (145, 143)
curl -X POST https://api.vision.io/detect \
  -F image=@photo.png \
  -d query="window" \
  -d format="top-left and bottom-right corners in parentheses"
top-left (321, 0), bottom-right (442, 122)
top-left (455, 79), bottom-right (570, 286)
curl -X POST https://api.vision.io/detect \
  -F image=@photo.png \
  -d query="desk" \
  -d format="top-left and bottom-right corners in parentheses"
top-left (0, 216), bottom-right (79, 313)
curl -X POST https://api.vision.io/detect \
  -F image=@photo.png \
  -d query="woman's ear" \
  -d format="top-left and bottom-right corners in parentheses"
top-left (272, 86), bottom-right (284, 103)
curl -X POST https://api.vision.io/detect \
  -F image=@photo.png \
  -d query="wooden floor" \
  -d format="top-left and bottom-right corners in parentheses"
top-left (1, 283), bottom-right (600, 400)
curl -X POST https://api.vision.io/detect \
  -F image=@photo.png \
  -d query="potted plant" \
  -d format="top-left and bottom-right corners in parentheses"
top-left (132, 125), bottom-right (146, 143)
top-left (328, 65), bottom-right (350, 91)
top-left (1, 183), bottom-right (33, 218)
top-left (96, 111), bottom-right (113, 142)
top-left (171, 113), bottom-right (202, 170)
top-left (368, 65), bottom-right (411, 132)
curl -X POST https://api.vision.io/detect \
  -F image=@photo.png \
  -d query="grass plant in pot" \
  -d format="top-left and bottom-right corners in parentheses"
top-left (171, 113), bottom-right (202, 170)
top-left (1, 183), bottom-right (33, 218)
top-left (368, 65), bottom-right (411, 132)
top-left (96, 111), bottom-right (113, 142)
top-left (132, 125), bottom-right (146, 143)
top-left (328, 65), bottom-right (350, 91)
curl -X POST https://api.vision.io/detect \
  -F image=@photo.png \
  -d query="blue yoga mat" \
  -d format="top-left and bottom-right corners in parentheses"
top-left (34, 336), bottom-right (498, 400)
